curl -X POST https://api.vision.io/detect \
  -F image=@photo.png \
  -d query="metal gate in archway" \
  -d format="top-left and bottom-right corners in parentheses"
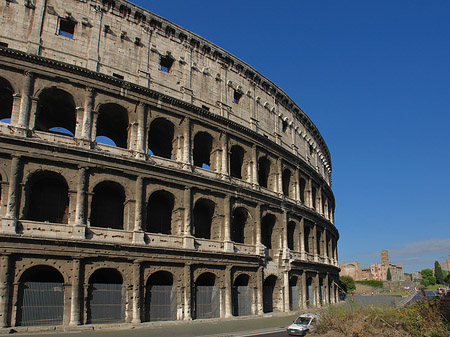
top-left (147, 285), bottom-right (177, 321)
top-left (289, 285), bottom-right (299, 310)
top-left (18, 282), bottom-right (64, 326)
top-left (232, 286), bottom-right (252, 316)
top-left (195, 286), bottom-right (220, 319)
top-left (88, 283), bottom-right (124, 323)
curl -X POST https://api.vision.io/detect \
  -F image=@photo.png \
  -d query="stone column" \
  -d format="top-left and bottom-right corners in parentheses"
top-left (0, 254), bottom-right (10, 327)
top-left (314, 273), bottom-right (320, 308)
top-left (183, 187), bottom-right (194, 249)
top-left (183, 263), bottom-right (191, 320)
top-left (313, 223), bottom-right (318, 262)
top-left (323, 230), bottom-right (328, 261)
top-left (277, 158), bottom-right (283, 194)
top-left (283, 271), bottom-right (290, 312)
top-left (256, 266), bottom-right (263, 314)
top-left (16, 71), bottom-right (34, 135)
top-left (301, 272), bottom-right (307, 309)
top-left (324, 274), bottom-right (329, 305)
top-left (255, 204), bottom-right (263, 255)
top-left (282, 209), bottom-right (288, 252)
top-left (294, 169), bottom-right (300, 202)
top-left (69, 259), bottom-right (82, 326)
top-left (2, 155), bottom-right (22, 233)
top-left (299, 218), bottom-right (305, 260)
top-left (221, 132), bottom-right (228, 175)
top-left (132, 261), bottom-right (141, 323)
top-left (73, 167), bottom-right (88, 239)
top-left (182, 118), bottom-right (191, 165)
top-left (318, 187), bottom-right (323, 215)
top-left (307, 178), bottom-right (313, 208)
top-left (133, 176), bottom-right (145, 243)
top-left (224, 266), bottom-right (232, 317)
top-left (223, 195), bottom-right (233, 252)
top-left (135, 102), bottom-right (146, 158)
top-left (251, 146), bottom-right (258, 185)
top-left (81, 87), bottom-right (95, 144)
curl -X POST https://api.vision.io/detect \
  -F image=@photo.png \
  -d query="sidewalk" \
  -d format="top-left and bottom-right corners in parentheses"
top-left (0, 312), bottom-right (299, 337)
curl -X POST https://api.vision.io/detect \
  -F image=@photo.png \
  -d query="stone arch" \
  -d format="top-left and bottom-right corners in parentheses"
top-left (261, 213), bottom-right (276, 252)
top-left (231, 206), bottom-right (250, 244)
top-left (282, 167), bottom-right (292, 197)
top-left (258, 156), bottom-right (271, 189)
top-left (263, 275), bottom-right (278, 313)
top-left (193, 131), bottom-right (213, 169)
top-left (192, 198), bottom-right (215, 239)
top-left (193, 272), bottom-right (220, 319)
top-left (96, 103), bottom-right (129, 148)
top-left (0, 76), bottom-right (14, 123)
top-left (232, 273), bottom-right (252, 316)
top-left (35, 87), bottom-right (76, 136)
top-left (287, 220), bottom-right (296, 251)
top-left (146, 190), bottom-right (174, 234)
top-left (16, 265), bottom-right (65, 326)
top-left (23, 170), bottom-right (69, 224)
top-left (289, 275), bottom-right (300, 310)
top-left (144, 270), bottom-right (176, 321)
top-left (230, 145), bottom-right (244, 179)
top-left (299, 176), bottom-right (306, 204)
top-left (87, 268), bottom-right (124, 323)
top-left (90, 180), bottom-right (125, 229)
top-left (148, 117), bottom-right (174, 158)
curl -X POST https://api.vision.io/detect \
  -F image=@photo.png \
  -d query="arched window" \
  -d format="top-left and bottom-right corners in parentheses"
top-left (96, 103), bottom-right (128, 148)
top-left (289, 276), bottom-right (299, 310)
top-left (90, 181), bottom-right (125, 229)
top-left (148, 118), bottom-right (174, 158)
top-left (193, 132), bottom-right (212, 169)
top-left (194, 273), bottom-right (219, 319)
top-left (146, 190), bottom-right (174, 234)
top-left (0, 77), bottom-right (13, 123)
top-left (231, 207), bottom-right (248, 244)
top-left (192, 199), bottom-right (215, 239)
top-left (232, 274), bottom-right (251, 316)
top-left (287, 221), bottom-right (296, 250)
top-left (282, 168), bottom-right (291, 197)
top-left (304, 225), bottom-right (311, 253)
top-left (311, 186), bottom-right (317, 210)
top-left (230, 145), bottom-right (244, 179)
top-left (17, 266), bottom-right (64, 326)
top-left (26, 172), bottom-right (69, 224)
top-left (258, 156), bottom-right (270, 188)
top-left (261, 213), bottom-right (276, 250)
top-left (35, 87), bottom-right (76, 136)
top-left (299, 177), bottom-right (306, 204)
top-left (88, 268), bottom-right (124, 323)
top-left (263, 275), bottom-right (277, 313)
top-left (145, 271), bottom-right (176, 321)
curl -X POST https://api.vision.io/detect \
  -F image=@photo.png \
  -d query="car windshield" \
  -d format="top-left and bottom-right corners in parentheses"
top-left (294, 316), bottom-right (312, 325)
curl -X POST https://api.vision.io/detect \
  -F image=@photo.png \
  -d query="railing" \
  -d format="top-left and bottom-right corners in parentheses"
top-left (145, 232), bottom-right (183, 247)
top-left (194, 238), bottom-right (224, 252)
top-left (19, 220), bottom-right (74, 239)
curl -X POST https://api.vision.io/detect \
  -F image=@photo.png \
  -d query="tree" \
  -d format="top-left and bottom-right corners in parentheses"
top-left (340, 276), bottom-right (356, 293)
top-left (434, 261), bottom-right (444, 284)
top-left (387, 268), bottom-right (392, 281)
top-left (421, 269), bottom-right (433, 278)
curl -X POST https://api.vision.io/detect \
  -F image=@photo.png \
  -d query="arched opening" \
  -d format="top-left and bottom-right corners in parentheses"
top-left (25, 171), bottom-right (69, 224)
top-left (192, 199), bottom-right (215, 239)
top-left (145, 271), bottom-right (176, 322)
top-left (299, 177), bottom-right (306, 204)
top-left (193, 132), bottom-right (212, 169)
top-left (231, 207), bottom-right (248, 244)
top-left (230, 145), bottom-right (244, 179)
top-left (232, 274), bottom-right (251, 316)
top-left (306, 277), bottom-right (314, 307)
top-left (287, 221), bottom-right (296, 251)
top-left (96, 103), bottom-right (128, 148)
top-left (316, 229), bottom-right (322, 256)
top-left (17, 266), bottom-right (64, 326)
top-left (0, 77), bottom-right (13, 123)
top-left (282, 168), bottom-right (291, 197)
top-left (311, 186), bottom-right (317, 210)
top-left (263, 275), bottom-right (277, 313)
top-left (35, 87), bottom-right (76, 136)
top-left (194, 273), bottom-right (219, 319)
top-left (261, 213), bottom-right (276, 250)
top-left (90, 181), bottom-right (125, 229)
top-left (304, 223), bottom-right (312, 254)
top-left (148, 118), bottom-right (174, 158)
top-left (258, 156), bottom-right (270, 188)
top-left (319, 276), bottom-right (324, 305)
top-left (289, 276), bottom-right (299, 310)
top-left (146, 190), bottom-right (174, 234)
top-left (87, 268), bottom-right (124, 323)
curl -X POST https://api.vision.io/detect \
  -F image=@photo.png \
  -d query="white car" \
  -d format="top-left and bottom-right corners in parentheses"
top-left (287, 313), bottom-right (319, 336)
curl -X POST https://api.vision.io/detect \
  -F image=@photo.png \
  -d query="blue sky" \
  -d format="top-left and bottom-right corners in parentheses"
top-left (133, 0), bottom-right (450, 273)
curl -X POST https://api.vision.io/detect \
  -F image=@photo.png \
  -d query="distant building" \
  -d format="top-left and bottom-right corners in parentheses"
top-left (340, 262), bottom-right (362, 280)
top-left (439, 257), bottom-right (450, 271)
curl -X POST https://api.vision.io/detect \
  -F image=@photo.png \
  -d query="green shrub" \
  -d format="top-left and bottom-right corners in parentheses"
top-left (355, 280), bottom-right (383, 288)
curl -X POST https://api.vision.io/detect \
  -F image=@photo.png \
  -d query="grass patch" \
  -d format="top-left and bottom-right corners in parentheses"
top-left (355, 280), bottom-right (383, 288)
top-left (312, 297), bottom-right (450, 337)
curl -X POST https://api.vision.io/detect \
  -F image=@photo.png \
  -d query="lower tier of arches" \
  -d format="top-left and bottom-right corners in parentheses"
top-left (0, 250), bottom-right (339, 328)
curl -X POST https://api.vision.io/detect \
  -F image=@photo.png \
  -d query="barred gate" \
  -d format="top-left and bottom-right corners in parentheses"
top-left (195, 286), bottom-right (220, 319)
top-left (289, 285), bottom-right (299, 310)
top-left (232, 286), bottom-right (252, 316)
top-left (88, 283), bottom-right (124, 323)
top-left (146, 285), bottom-right (177, 321)
top-left (18, 282), bottom-right (64, 326)
top-left (306, 283), bottom-right (314, 307)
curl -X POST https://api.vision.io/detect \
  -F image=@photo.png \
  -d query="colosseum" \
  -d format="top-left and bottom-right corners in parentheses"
top-left (0, 0), bottom-right (339, 328)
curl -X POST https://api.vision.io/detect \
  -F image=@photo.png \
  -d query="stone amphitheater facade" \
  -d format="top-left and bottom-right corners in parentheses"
top-left (0, 0), bottom-right (339, 328)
